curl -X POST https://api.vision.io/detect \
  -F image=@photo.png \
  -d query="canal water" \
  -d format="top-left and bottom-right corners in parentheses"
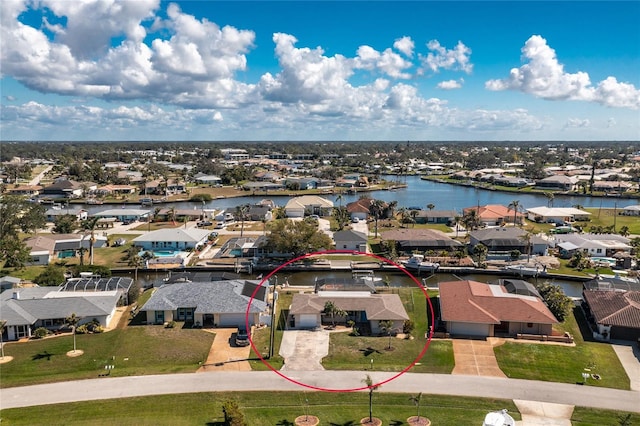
top-left (84, 175), bottom-right (631, 215)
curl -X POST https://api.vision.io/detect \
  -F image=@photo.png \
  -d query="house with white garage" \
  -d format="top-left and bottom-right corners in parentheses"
top-left (621, 205), bottom-right (640, 216)
top-left (438, 280), bottom-right (558, 338)
top-left (526, 206), bottom-right (591, 224)
top-left (285, 195), bottom-right (333, 218)
top-left (132, 228), bottom-right (211, 251)
top-left (93, 208), bottom-right (150, 222)
top-left (25, 233), bottom-right (108, 262)
top-left (555, 233), bottom-right (632, 258)
top-left (288, 291), bottom-right (409, 335)
top-left (140, 280), bottom-right (269, 327)
top-left (0, 285), bottom-right (122, 341)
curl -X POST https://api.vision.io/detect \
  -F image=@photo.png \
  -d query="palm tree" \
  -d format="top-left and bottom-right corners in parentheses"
top-left (80, 217), bottom-right (100, 265)
top-left (362, 374), bottom-right (380, 423)
top-left (167, 206), bottom-right (177, 226)
top-left (453, 215), bottom-right (461, 238)
top-left (370, 199), bottom-right (386, 238)
top-left (508, 200), bottom-right (520, 227)
top-left (0, 320), bottom-right (6, 359)
top-left (462, 209), bottom-right (481, 231)
top-left (544, 191), bottom-right (555, 208)
top-left (520, 229), bottom-right (534, 262)
top-left (323, 301), bottom-right (345, 327)
top-left (410, 210), bottom-right (419, 228)
top-left (65, 313), bottom-right (81, 353)
top-left (409, 392), bottom-right (424, 423)
top-left (126, 247), bottom-right (144, 281)
top-left (336, 193), bottom-right (344, 209)
top-left (379, 320), bottom-right (394, 350)
top-left (235, 204), bottom-right (249, 237)
top-left (426, 203), bottom-right (435, 211)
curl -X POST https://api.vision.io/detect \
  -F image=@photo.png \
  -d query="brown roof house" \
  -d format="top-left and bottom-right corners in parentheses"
top-left (380, 228), bottom-right (462, 253)
top-left (582, 290), bottom-right (640, 342)
top-left (288, 291), bottom-right (409, 334)
top-left (439, 280), bottom-right (558, 337)
top-left (462, 204), bottom-right (524, 226)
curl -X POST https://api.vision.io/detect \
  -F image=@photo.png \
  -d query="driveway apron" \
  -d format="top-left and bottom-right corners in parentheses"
top-left (197, 328), bottom-right (251, 372)
top-left (279, 330), bottom-right (330, 371)
top-left (452, 339), bottom-right (507, 377)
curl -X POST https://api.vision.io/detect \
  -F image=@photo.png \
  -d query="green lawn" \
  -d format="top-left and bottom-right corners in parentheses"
top-left (2, 391), bottom-right (635, 425)
top-left (494, 307), bottom-right (630, 390)
top-left (0, 325), bottom-right (214, 388)
top-left (584, 208), bottom-right (640, 234)
top-left (248, 291), bottom-right (294, 371)
top-left (322, 288), bottom-right (455, 373)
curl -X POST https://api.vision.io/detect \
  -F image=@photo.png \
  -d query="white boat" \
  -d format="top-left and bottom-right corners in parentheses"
top-left (502, 264), bottom-right (541, 277)
top-left (483, 409), bottom-right (515, 426)
top-left (400, 254), bottom-right (440, 272)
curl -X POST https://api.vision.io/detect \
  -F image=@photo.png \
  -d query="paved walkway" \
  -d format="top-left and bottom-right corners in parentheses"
top-left (452, 338), bottom-right (507, 377)
top-left (611, 340), bottom-right (640, 391)
top-left (197, 329), bottom-right (251, 372)
top-left (514, 400), bottom-right (574, 426)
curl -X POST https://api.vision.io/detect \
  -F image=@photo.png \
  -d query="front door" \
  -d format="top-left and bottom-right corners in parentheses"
top-left (495, 321), bottom-right (510, 335)
top-left (155, 311), bottom-right (165, 324)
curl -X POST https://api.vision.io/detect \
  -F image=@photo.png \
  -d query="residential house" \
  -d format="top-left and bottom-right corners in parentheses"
top-left (247, 204), bottom-right (272, 221)
top-left (438, 280), bottom-right (558, 337)
top-left (242, 181), bottom-right (285, 192)
top-left (194, 174), bottom-right (222, 186)
top-left (413, 209), bottom-right (458, 225)
top-left (288, 291), bottom-right (409, 334)
top-left (93, 208), bottom-right (150, 222)
top-left (25, 234), bottom-right (108, 262)
top-left (133, 228), bottom-right (211, 252)
top-left (535, 175), bottom-right (578, 191)
top-left (42, 179), bottom-right (85, 199)
top-left (95, 184), bottom-right (137, 196)
top-left (592, 181), bottom-right (634, 193)
top-left (463, 204), bottom-right (524, 226)
top-left (469, 227), bottom-right (547, 257)
top-left (116, 170), bottom-right (144, 183)
top-left (582, 290), bottom-right (640, 341)
top-left (621, 205), bottom-right (640, 216)
top-left (141, 280), bottom-right (269, 327)
top-left (555, 233), bottom-right (631, 258)
top-left (0, 286), bottom-right (121, 341)
top-left (7, 185), bottom-right (42, 196)
top-left (45, 207), bottom-right (88, 222)
top-left (285, 195), bottom-right (333, 218)
top-left (380, 228), bottom-right (462, 253)
top-left (526, 207), bottom-right (591, 224)
top-left (346, 198), bottom-right (373, 221)
top-left (333, 230), bottom-right (368, 252)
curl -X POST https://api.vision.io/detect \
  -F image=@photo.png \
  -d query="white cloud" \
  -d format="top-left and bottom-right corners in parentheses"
top-left (420, 40), bottom-right (473, 74)
top-left (565, 118), bottom-right (590, 128)
top-left (393, 36), bottom-right (414, 57)
top-left (5, 95), bottom-right (16, 101)
top-left (354, 45), bottom-right (413, 78)
top-left (486, 35), bottom-right (640, 109)
top-left (437, 79), bottom-right (463, 90)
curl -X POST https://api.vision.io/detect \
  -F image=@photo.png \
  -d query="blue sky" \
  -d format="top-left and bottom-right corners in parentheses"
top-left (1, 1), bottom-right (639, 142)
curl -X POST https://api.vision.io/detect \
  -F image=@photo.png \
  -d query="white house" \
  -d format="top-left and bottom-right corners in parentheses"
top-left (526, 206), bottom-right (591, 224)
top-left (93, 209), bottom-right (150, 222)
top-left (285, 195), bottom-right (333, 218)
top-left (333, 230), bottom-right (368, 252)
top-left (555, 233), bottom-right (632, 257)
top-left (132, 228), bottom-right (211, 251)
top-left (621, 205), bottom-right (640, 216)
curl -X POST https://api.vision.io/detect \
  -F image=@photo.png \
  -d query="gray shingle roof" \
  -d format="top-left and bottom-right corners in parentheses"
top-left (141, 280), bottom-right (268, 314)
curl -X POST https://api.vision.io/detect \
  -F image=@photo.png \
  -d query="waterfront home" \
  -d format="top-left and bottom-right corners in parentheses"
top-left (45, 207), bottom-right (88, 222)
top-left (42, 179), bottom-right (86, 198)
top-left (535, 175), bottom-right (578, 191)
top-left (582, 290), bottom-right (640, 342)
top-left (380, 228), bottom-right (462, 253)
top-left (346, 197), bottom-right (374, 221)
top-left (333, 229), bottom-right (368, 252)
top-left (621, 205), bottom-right (640, 216)
top-left (592, 181), bottom-right (634, 193)
top-left (0, 286), bottom-right (121, 341)
top-left (25, 233), bottom-right (108, 262)
top-left (95, 184), bottom-right (137, 196)
top-left (288, 291), bottom-right (409, 333)
top-left (285, 195), bottom-right (333, 218)
top-left (554, 233), bottom-right (632, 258)
top-left (413, 209), bottom-right (458, 225)
top-left (132, 228), bottom-right (211, 252)
top-left (141, 280), bottom-right (268, 327)
top-left (7, 184), bottom-right (42, 196)
top-left (194, 174), bottom-right (222, 186)
top-left (526, 206), bottom-right (591, 224)
top-left (438, 280), bottom-right (558, 338)
top-left (462, 204), bottom-right (523, 226)
top-left (93, 208), bottom-right (150, 222)
top-left (469, 227), bottom-right (547, 257)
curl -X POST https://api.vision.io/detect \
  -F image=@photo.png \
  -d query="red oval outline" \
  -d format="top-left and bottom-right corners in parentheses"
top-left (246, 249), bottom-right (434, 392)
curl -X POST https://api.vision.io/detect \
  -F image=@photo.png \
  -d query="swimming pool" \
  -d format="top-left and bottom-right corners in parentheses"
top-left (140, 250), bottom-right (183, 258)
top-left (591, 257), bottom-right (616, 266)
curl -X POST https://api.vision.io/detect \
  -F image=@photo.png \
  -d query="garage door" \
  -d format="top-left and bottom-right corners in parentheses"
top-left (218, 313), bottom-right (248, 327)
top-left (450, 322), bottom-right (491, 337)
top-left (298, 314), bottom-right (318, 329)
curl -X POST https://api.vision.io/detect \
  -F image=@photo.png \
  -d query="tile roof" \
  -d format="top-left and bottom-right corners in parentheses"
top-left (133, 228), bottom-right (211, 243)
top-left (141, 280), bottom-right (268, 315)
top-left (380, 228), bottom-right (461, 248)
top-left (583, 290), bottom-right (640, 329)
top-left (289, 293), bottom-right (409, 321)
top-left (439, 280), bottom-right (557, 325)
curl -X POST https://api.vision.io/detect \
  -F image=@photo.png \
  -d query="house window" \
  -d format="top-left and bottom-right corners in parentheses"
top-left (343, 245), bottom-right (347, 249)
top-left (596, 249), bottom-right (602, 254)
top-left (527, 323), bottom-right (533, 328)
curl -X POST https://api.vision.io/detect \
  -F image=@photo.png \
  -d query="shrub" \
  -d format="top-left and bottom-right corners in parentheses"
top-left (33, 327), bottom-right (49, 339)
top-left (189, 193), bottom-right (212, 202)
top-left (165, 321), bottom-right (176, 329)
top-left (34, 265), bottom-right (65, 286)
top-left (222, 400), bottom-right (246, 426)
top-left (403, 319), bottom-right (415, 334)
top-left (76, 324), bottom-right (89, 334)
top-left (70, 265), bottom-right (112, 277)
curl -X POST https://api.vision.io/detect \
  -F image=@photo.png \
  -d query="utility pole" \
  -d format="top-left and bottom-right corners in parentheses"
top-left (268, 276), bottom-right (278, 358)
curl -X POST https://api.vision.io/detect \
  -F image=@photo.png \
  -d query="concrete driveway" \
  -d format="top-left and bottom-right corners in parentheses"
top-left (197, 328), bottom-right (251, 372)
top-left (452, 338), bottom-right (507, 377)
top-left (279, 330), bottom-right (330, 371)
top-left (350, 219), bottom-right (370, 237)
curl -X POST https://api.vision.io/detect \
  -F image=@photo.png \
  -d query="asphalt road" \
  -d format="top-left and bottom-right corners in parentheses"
top-left (1, 371), bottom-right (639, 412)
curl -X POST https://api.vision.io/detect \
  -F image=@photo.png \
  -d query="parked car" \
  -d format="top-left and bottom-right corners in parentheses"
top-left (197, 220), bottom-right (212, 227)
top-left (215, 221), bottom-right (225, 229)
top-left (235, 327), bottom-right (249, 347)
top-left (352, 217), bottom-right (360, 223)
